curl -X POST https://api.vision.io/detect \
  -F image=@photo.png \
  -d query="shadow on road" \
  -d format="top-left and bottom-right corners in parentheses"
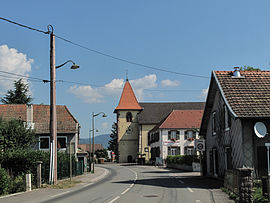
top-left (112, 168), bottom-right (223, 190)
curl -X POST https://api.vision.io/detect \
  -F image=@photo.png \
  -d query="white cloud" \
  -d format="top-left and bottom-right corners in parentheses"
top-left (0, 45), bottom-right (33, 92)
top-left (161, 79), bottom-right (179, 87)
top-left (68, 74), bottom-right (158, 103)
top-left (130, 74), bottom-right (157, 100)
top-left (103, 78), bottom-right (124, 96)
top-left (200, 88), bottom-right (209, 100)
top-left (68, 85), bottom-right (104, 103)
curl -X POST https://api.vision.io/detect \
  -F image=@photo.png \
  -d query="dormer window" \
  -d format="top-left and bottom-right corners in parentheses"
top-left (126, 112), bottom-right (133, 122)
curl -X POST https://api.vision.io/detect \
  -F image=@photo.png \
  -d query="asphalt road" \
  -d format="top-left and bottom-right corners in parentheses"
top-left (0, 164), bottom-right (233, 203)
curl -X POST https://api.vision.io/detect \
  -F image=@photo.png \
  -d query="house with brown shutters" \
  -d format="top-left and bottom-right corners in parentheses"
top-left (114, 79), bottom-right (205, 163)
top-left (0, 104), bottom-right (80, 156)
top-left (200, 68), bottom-right (270, 178)
top-left (148, 110), bottom-right (203, 165)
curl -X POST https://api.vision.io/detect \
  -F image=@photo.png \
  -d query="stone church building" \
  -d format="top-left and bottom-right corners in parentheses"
top-left (114, 79), bottom-right (205, 163)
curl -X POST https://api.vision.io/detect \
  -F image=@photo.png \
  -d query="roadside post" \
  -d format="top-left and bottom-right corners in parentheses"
top-left (36, 161), bottom-right (43, 188)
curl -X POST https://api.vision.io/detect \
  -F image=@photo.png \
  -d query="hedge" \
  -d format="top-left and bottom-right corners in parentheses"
top-left (0, 149), bottom-right (76, 186)
top-left (166, 155), bottom-right (199, 166)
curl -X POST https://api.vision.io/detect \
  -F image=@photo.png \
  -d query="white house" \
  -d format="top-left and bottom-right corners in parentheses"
top-left (148, 110), bottom-right (203, 164)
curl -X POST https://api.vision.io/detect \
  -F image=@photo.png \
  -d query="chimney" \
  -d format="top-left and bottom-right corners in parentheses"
top-left (233, 67), bottom-right (241, 77)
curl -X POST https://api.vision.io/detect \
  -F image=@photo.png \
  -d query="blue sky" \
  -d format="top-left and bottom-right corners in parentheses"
top-left (1, 1), bottom-right (270, 139)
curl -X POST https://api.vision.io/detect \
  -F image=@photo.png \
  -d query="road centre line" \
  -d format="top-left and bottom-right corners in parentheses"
top-left (129, 183), bottom-right (134, 188)
top-left (187, 187), bottom-right (194, 193)
top-left (108, 196), bottom-right (120, 203)
top-left (51, 191), bottom-right (70, 198)
top-left (121, 188), bottom-right (130, 195)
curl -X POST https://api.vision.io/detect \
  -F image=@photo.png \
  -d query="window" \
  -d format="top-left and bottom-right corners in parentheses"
top-left (126, 112), bottom-right (133, 122)
top-left (168, 147), bottom-right (180, 156)
top-left (224, 106), bottom-right (231, 131)
top-left (212, 112), bottom-right (216, 135)
top-left (184, 146), bottom-right (194, 155)
top-left (225, 147), bottom-right (232, 170)
top-left (39, 136), bottom-right (50, 150)
top-left (57, 137), bottom-right (67, 149)
top-left (184, 130), bottom-right (195, 140)
top-left (168, 130), bottom-right (179, 140)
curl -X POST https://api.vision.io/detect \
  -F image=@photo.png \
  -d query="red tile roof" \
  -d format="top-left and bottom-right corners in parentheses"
top-left (158, 110), bottom-right (203, 129)
top-left (78, 144), bottom-right (104, 152)
top-left (0, 104), bottom-right (79, 134)
top-left (115, 80), bottom-right (142, 111)
top-left (215, 70), bottom-right (270, 117)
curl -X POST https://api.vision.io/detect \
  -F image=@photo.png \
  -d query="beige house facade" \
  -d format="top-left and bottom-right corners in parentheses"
top-left (114, 79), bottom-right (205, 163)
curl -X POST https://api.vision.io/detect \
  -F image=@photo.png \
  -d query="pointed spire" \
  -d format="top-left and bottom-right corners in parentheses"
top-left (126, 70), bottom-right (128, 81)
top-left (115, 80), bottom-right (142, 111)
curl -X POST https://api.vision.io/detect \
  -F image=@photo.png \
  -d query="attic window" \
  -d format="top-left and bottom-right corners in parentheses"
top-left (126, 112), bottom-right (133, 122)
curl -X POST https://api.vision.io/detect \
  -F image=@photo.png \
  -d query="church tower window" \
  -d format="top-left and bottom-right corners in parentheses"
top-left (126, 112), bottom-right (133, 122)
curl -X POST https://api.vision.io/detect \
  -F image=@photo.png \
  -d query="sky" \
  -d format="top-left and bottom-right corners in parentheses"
top-left (1, 1), bottom-right (270, 139)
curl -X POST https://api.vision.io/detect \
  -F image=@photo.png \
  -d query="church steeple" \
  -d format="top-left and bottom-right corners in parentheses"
top-left (114, 80), bottom-right (142, 112)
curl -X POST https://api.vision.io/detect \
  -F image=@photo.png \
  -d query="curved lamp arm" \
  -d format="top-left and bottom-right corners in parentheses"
top-left (93, 112), bottom-right (107, 118)
top-left (56, 60), bottom-right (80, 69)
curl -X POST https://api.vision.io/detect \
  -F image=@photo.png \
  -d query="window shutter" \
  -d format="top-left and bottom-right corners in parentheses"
top-left (168, 131), bottom-right (171, 140)
top-left (176, 131), bottom-right (180, 140)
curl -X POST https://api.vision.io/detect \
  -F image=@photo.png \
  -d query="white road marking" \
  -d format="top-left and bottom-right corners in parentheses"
top-left (187, 187), bottom-right (194, 193)
top-left (108, 196), bottom-right (120, 203)
top-left (51, 191), bottom-right (70, 198)
top-left (121, 188), bottom-right (130, 195)
top-left (179, 180), bottom-right (184, 184)
top-left (196, 200), bottom-right (202, 203)
top-left (129, 183), bottom-right (134, 188)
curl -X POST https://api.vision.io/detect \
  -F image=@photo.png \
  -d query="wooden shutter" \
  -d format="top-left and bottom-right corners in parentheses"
top-left (176, 131), bottom-right (180, 140)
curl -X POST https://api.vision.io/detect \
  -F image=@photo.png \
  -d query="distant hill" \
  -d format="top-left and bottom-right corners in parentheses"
top-left (79, 134), bottom-right (110, 149)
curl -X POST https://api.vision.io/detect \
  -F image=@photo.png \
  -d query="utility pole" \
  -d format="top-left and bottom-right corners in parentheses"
top-left (89, 129), bottom-right (92, 172)
top-left (49, 25), bottom-right (57, 184)
top-left (92, 112), bottom-right (95, 173)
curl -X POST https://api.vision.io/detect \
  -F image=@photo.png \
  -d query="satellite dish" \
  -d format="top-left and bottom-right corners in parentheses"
top-left (254, 122), bottom-right (267, 138)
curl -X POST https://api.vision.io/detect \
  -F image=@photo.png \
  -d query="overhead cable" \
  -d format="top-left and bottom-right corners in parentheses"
top-left (0, 17), bottom-right (49, 35)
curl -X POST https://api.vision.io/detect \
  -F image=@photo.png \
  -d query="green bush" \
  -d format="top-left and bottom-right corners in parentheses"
top-left (253, 183), bottom-right (269, 203)
top-left (0, 168), bottom-right (11, 195)
top-left (10, 175), bottom-right (25, 193)
top-left (166, 155), bottom-right (199, 166)
top-left (1, 150), bottom-right (76, 186)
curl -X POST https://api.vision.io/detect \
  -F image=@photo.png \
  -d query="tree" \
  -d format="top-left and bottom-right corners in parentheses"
top-left (1, 79), bottom-right (33, 104)
top-left (108, 122), bottom-right (118, 162)
top-left (0, 118), bottom-right (36, 152)
top-left (240, 66), bottom-right (261, 71)
top-left (95, 149), bottom-right (108, 159)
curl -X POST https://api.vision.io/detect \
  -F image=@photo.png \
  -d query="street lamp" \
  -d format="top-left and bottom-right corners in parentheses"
top-left (48, 25), bottom-right (80, 184)
top-left (92, 112), bottom-right (107, 173)
top-left (89, 128), bottom-right (98, 172)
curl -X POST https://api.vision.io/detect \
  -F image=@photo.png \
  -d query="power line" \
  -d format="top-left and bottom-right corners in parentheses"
top-left (0, 69), bottom-right (45, 82)
top-left (55, 35), bottom-right (209, 79)
top-left (0, 17), bottom-right (49, 35)
top-left (0, 16), bottom-right (209, 79)
top-left (0, 69), bottom-right (204, 92)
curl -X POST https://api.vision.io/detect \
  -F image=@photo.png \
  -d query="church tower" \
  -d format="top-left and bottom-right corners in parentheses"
top-left (114, 79), bottom-right (142, 163)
